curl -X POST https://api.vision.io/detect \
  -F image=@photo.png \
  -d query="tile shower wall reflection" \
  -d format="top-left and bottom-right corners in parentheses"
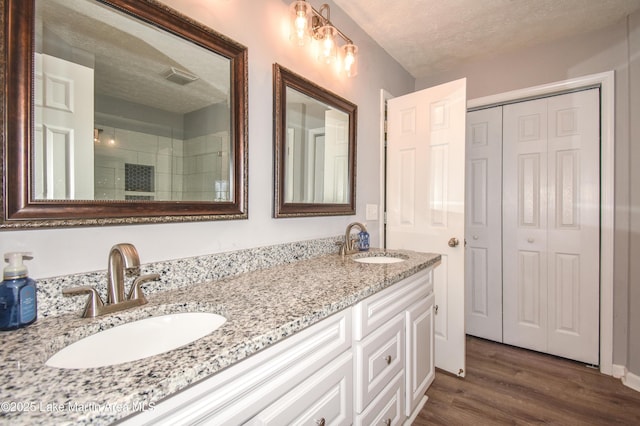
top-left (183, 131), bottom-right (230, 201)
top-left (94, 126), bottom-right (230, 201)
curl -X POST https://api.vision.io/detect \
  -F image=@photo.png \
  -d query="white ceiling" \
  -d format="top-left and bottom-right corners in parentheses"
top-left (333, 0), bottom-right (640, 79)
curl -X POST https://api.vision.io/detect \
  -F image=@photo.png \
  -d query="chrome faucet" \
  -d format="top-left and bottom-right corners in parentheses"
top-left (340, 222), bottom-right (368, 256)
top-left (63, 243), bottom-right (160, 318)
top-left (106, 243), bottom-right (140, 304)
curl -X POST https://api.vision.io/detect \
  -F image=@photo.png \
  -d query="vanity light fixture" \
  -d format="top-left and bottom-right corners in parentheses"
top-left (289, 1), bottom-right (358, 77)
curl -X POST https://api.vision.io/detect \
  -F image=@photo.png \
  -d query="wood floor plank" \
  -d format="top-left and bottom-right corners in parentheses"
top-left (414, 336), bottom-right (640, 425)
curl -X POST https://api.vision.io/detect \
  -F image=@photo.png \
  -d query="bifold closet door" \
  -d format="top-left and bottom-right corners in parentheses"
top-left (465, 107), bottom-right (503, 342)
top-left (502, 89), bottom-right (600, 365)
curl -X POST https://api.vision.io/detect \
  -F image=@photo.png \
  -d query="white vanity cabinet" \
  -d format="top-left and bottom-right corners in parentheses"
top-left (125, 267), bottom-right (435, 426)
top-left (353, 268), bottom-right (435, 424)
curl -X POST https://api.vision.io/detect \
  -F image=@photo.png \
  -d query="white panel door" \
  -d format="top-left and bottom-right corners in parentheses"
top-left (387, 78), bottom-right (467, 377)
top-left (324, 109), bottom-right (349, 203)
top-left (465, 107), bottom-right (503, 342)
top-left (34, 53), bottom-right (94, 200)
top-left (503, 98), bottom-right (548, 352)
top-left (546, 90), bottom-right (600, 364)
top-left (503, 90), bottom-right (599, 364)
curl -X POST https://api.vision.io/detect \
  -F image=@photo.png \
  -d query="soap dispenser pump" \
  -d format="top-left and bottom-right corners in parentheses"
top-left (0, 252), bottom-right (37, 330)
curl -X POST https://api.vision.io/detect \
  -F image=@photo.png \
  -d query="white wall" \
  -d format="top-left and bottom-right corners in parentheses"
top-left (0, 0), bottom-right (414, 279)
top-left (415, 14), bottom-right (638, 375)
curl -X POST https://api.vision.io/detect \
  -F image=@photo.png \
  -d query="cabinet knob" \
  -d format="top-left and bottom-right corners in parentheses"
top-left (315, 418), bottom-right (325, 426)
top-left (385, 355), bottom-right (392, 365)
top-left (385, 419), bottom-right (392, 426)
top-left (435, 304), bottom-right (439, 314)
top-left (448, 237), bottom-right (460, 247)
top-left (527, 238), bottom-right (535, 243)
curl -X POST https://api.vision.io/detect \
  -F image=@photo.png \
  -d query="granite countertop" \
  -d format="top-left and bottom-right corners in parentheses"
top-left (0, 249), bottom-right (440, 425)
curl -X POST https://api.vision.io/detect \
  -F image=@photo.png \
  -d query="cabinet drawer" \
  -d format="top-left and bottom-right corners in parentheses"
top-left (355, 371), bottom-right (404, 426)
top-left (127, 309), bottom-right (351, 426)
top-left (354, 314), bottom-right (404, 412)
top-left (354, 268), bottom-right (432, 340)
top-left (248, 351), bottom-right (353, 426)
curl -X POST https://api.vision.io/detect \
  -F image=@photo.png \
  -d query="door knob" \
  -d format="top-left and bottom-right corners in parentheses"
top-left (448, 237), bottom-right (459, 247)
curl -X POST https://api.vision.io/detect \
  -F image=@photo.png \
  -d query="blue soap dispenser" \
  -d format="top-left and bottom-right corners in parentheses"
top-left (358, 230), bottom-right (370, 251)
top-left (0, 252), bottom-right (37, 330)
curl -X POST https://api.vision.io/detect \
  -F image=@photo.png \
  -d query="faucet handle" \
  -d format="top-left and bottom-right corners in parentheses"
top-left (128, 273), bottom-right (160, 303)
top-left (62, 286), bottom-right (104, 318)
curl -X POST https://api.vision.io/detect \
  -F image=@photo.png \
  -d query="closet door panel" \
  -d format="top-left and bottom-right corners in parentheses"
top-left (465, 107), bottom-right (503, 342)
top-left (546, 89), bottom-right (600, 364)
top-left (503, 98), bottom-right (549, 352)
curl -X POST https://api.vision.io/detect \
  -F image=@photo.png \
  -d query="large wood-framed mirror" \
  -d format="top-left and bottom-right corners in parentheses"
top-left (1, 0), bottom-right (248, 229)
top-left (273, 64), bottom-right (356, 218)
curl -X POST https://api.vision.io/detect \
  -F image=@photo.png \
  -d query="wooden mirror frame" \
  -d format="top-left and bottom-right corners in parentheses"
top-left (273, 64), bottom-right (357, 218)
top-left (1, 0), bottom-right (248, 229)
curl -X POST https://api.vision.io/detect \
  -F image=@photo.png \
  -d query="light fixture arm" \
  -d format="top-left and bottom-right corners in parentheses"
top-left (310, 3), bottom-right (353, 45)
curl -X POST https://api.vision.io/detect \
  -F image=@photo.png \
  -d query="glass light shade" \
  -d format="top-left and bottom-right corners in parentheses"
top-left (317, 25), bottom-right (338, 64)
top-left (289, 1), bottom-right (311, 46)
top-left (342, 43), bottom-right (358, 77)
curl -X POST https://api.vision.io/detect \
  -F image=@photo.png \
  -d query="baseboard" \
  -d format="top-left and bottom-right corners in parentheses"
top-left (612, 364), bottom-right (640, 392)
top-left (612, 364), bottom-right (627, 379)
top-left (622, 370), bottom-right (640, 392)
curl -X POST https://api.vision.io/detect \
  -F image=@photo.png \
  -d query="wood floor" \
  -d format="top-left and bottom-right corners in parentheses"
top-left (414, 336), bottom-right (640, 425)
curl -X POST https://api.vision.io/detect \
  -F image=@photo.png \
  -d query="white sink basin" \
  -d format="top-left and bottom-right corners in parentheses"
top-left (354, 255), bottom-right (406, 264)
top-left (46, 312), bottom-right (226, 369)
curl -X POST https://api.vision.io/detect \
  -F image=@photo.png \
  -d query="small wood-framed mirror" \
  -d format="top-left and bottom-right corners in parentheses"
top-left (273, 64), bottom-right (357, 218)
top-left (1, 0), bottom-right (248, 228)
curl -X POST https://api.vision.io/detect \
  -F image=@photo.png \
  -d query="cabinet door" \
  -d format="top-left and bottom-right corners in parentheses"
top-left (248, 351), bottom-right (353, 426)
top-left (406, 292), bottom-right (435, 416)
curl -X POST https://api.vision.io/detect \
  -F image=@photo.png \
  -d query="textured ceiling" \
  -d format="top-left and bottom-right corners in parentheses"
top-left (38, 0), bottom-right (230, 115)
top-left (333, 0), bottom-right (640, 79)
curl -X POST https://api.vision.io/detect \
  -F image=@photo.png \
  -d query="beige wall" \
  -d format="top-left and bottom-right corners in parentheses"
top-left (415, 13), bottom-right (639, 374)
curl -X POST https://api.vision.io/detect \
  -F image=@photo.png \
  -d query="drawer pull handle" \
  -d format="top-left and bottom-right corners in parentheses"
top-left (385, 355), bottom-right (392, 365)
top-left (316, 418), bottom-right (325, 426)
